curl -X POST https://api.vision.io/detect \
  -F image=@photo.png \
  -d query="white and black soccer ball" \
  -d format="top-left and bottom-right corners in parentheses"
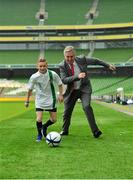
top-left (46, 131), bottom-right (61, 147)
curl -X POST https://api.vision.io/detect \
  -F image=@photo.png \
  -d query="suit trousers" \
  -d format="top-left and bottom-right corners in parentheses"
top-left (62, 89), bottom-right (99, 133)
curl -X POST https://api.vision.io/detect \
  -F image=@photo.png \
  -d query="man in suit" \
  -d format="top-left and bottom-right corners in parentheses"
top-left (59, 46), bottom-right (116, 138)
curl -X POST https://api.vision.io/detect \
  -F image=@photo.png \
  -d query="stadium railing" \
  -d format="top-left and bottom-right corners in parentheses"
top-left (0, 22), bottom-right (133, 31)
top-left (0, 63), bottom-right (133, 79)
top-left (0, 34), bottom-right (133, 42)
top-left (0, 64), bottom-right (58, 69)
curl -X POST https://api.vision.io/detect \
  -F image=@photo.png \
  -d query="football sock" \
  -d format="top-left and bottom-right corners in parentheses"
top-left (36, 121), bottom-right (42, 135)
top-left (44, 119), bottom-right (54, 128)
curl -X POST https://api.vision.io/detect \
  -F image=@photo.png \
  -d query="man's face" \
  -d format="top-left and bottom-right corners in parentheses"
top-left (64, 50), bottom-right (75, 65)
top-left (37, 61), bottom-right (48, 74)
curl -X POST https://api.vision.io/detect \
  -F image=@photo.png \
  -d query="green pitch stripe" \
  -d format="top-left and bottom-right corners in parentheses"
top-left (48, 70), bottom-right (56, 108)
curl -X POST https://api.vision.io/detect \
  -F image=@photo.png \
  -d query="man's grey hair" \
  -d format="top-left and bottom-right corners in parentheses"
top-left (63, 46), bottom-right (75, 55)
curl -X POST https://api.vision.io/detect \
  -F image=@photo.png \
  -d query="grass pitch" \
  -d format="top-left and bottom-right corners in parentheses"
top-left (0, 101), bottom-right (133, 179)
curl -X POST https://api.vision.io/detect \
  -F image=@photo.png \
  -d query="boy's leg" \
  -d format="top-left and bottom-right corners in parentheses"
top-left (36, 110), bottom-right (43, 141)
top-left (43, 108), bottom-right (57, 137)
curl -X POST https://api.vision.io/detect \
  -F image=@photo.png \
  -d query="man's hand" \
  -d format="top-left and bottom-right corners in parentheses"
top-left (109, 64), bottom-right (116, 71)
top-left (25, 101), bottom-right (29, 108)
top-left (78, 72), bottom-right (86, 79)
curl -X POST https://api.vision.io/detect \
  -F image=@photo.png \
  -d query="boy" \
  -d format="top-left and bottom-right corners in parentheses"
top-left (25, 58), bottom-right (63, 142)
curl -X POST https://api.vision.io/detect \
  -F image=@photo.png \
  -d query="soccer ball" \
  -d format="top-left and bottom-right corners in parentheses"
top-left (46, 131), bottom-right (61, 147)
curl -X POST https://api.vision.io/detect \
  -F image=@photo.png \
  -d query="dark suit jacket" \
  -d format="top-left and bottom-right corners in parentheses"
top-left (59, 56), bottom-right (109, 98)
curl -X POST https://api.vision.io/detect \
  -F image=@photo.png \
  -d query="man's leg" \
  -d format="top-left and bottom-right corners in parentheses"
top-left (61, 91), bottom-right (78, 135)
top-left (80, 92), bottom-right (102, 138)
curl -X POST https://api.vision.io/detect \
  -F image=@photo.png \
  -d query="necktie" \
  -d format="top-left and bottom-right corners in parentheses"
top-left (70, 63), bottom-right (75, 91)
top-left (70, 63), bottom-right (74, 76)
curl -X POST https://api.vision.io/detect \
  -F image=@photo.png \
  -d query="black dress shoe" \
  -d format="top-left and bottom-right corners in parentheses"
top-left (60, 131), bottom-right (69, 136)
top-left (93, 130), bottom-right (102, 138)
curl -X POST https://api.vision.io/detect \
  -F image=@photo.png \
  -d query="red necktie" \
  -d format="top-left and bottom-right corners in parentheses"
top-left (70, 63), bottom-right (75, 90)
top-left (70, 63), bottom-right (74, 76)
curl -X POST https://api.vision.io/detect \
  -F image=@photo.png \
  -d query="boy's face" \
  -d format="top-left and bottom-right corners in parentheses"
top-left (37, 61), bottom-right (48, 74)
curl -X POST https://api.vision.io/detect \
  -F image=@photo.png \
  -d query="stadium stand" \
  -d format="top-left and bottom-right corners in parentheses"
top-left (0, 0), bottom-right (133, 100)
top-left (94, 0), bottom-right (133, 24)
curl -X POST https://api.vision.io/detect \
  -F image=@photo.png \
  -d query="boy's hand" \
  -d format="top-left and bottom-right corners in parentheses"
top-left (58, 94), bottom-right (63, 103)
top-left (25, 101), bottom-right (29, 107)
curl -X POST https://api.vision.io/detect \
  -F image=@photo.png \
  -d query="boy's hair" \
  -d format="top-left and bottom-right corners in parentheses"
top-left (37, 58), bottom-right (47, 63)
top-left (63, 46), bottom-right (75, 55)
